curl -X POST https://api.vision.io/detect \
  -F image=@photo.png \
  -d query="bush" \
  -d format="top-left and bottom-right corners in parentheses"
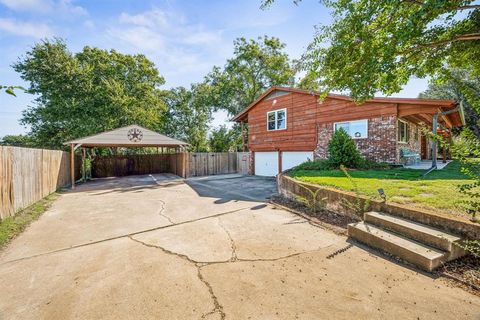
top-left (294, 159), bottom-right (335, 171)
top-left (327, 128), bottom-right (363, 168)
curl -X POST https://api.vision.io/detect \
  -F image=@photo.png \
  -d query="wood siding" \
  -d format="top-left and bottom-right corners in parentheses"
top-left (248, 92), bottom-right (318, 151)
top-left (247, 91), bottom-right (398, 152)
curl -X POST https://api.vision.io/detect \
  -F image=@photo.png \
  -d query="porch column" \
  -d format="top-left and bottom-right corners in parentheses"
top-left (431, 114), bottom-right (439, 169)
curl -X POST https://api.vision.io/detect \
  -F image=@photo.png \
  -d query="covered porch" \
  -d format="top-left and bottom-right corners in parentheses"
top-left (396, 98), bottom-right (465, 169)
top-left (404, 160), bottom-right (452, 170)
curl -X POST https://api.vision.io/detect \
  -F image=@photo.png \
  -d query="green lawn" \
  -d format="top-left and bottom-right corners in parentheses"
top-left (0, 193), bottom-right (59, 248)
top-left (289, 161), bottom-right (475, 218)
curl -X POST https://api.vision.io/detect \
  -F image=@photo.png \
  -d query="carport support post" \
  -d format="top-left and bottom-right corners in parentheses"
top-left (241, 122), bottom-right (246, 152)
top-left (82, 147), bottom-right (86, 182)
top-left (70, 143), bottom-right (75, 189)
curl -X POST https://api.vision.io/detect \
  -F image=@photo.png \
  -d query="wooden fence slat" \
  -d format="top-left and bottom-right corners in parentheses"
top-left (0, 146), bottom-right (78, 221)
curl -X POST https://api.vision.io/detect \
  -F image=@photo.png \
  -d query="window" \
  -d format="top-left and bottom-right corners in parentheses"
top-left (334, 119), bottom-right (368, 139)
top-left (267, 109), bottom-right (287, 131)
top-left (398, 120), bottom-right (409, 143)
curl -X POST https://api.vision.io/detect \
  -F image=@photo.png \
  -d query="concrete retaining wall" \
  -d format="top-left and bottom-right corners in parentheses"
top-left (278, 173), bottom-right (480, 239)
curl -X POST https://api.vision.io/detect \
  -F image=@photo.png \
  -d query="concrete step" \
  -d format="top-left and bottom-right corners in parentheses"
top-left (348, 222), bottom-right (447, 272)
top-left (364, 211), bottom-right (464, 260)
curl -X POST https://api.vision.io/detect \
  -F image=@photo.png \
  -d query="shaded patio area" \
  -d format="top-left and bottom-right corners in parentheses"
top-left (404, 160), bottom-right (452, 170)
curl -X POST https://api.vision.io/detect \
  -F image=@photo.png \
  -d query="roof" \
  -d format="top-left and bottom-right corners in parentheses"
top-left (65, 124), bottom-right (188, 147)
top-left (232, 86), bottom-right (458, 122)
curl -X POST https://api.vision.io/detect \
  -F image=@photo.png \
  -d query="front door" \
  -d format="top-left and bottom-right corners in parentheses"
top-left (421, 135), bottom-right (428, 160)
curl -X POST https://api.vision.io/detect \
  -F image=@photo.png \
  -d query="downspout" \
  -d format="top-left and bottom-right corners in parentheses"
top-left (426, 102), bottom-right (463, 174)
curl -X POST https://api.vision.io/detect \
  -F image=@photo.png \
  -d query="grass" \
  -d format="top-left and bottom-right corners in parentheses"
top-left (0, 193), bottom-right (59, 248)
top-left (289, 161), bottom-right (475, 218)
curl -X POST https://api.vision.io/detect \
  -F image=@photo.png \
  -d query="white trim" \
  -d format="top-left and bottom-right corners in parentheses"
top-left (333, 119), bottom-right (368, 139)
top-left (267, 108), bottom-right (287, 131)
top-left (397, 119), bottom-right (409, 143)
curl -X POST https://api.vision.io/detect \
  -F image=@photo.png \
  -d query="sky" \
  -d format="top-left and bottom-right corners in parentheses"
top-left (0, 0), bottom-right (430, 137)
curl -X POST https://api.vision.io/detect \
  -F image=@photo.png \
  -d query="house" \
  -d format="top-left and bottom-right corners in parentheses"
top-left (233, 86), bottom-right (465, 176)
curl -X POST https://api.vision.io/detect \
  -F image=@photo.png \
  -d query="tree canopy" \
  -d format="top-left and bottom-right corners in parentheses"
top-left (208, 125), bottom-right (240, 152)
top-left (0, 134), bottom-right (35, 147)
top-left (14, 39), bottom-right (166, 149)
top-left (263, 0), bottom-right (480, 102)
top-left (420, 68), bottom-right (480, 138)
top-left (160, 84), bottom-right (212, 152)
top-left (205, 36), bottom-right (295, 116)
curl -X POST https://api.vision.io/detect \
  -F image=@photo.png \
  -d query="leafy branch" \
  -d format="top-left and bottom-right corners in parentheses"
top-left (0, 85), bottom-right (25, 97)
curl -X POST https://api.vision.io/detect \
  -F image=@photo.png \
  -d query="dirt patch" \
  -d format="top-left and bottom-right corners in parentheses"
top-left (436, 255), bottom-right (480, 296)
top-left (270, 195), bottom-right (358, 236)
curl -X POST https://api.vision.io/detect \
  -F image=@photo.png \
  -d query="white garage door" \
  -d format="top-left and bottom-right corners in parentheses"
top-left (255, 152), bottom-right (279, 176)
top-left (282, 151), bottom-right (314, 171)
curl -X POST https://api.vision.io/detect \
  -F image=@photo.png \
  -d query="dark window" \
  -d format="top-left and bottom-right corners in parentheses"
top-left (267, 109), bottom-right (287, 131)
top-left (398, 120), bottom-right (409, 142)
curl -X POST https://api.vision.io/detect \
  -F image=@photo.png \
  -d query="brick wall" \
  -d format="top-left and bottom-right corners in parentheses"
top-left (314, 115), bottom-right (398, 163)
top-left (396, 119), bottom-right (423, 163)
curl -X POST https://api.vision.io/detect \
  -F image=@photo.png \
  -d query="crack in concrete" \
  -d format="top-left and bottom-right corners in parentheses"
top-left (198, 268), bottom-right (226, 320)
top-left (128, 236), bottom-right (225, 320)
top-left (128, 235), bottom-right (333, 319)
top-left (217, 218), bottom-right (237, 262)
top-left (0, 205), bottom-right (254, 265)
top-left (156, 199), bottom-right (175, 224)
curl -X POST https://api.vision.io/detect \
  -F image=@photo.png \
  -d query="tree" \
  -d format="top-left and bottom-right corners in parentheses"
top-left (209, 125), bottom-right (240, 152)
top-left (328, 128), bottom-right (363, 168)
top-left (0, 134), bottom-right (35, 147)
top-left (205, 36), bottom-right (295, 116)
top-left (419, 69), bottom-right (480, 138)
top-left (263, 0), bottom-right (480, 102)
top-left (160, 84), bottom-right (212, 152)
top-left (1, 85), bottom-right (24, 96)
top-left (14, 39), bottom-right (166, 149)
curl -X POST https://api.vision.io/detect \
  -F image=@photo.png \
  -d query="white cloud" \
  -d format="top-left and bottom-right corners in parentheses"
top-left (0, 18), bottom-right (53, 38)
top-left (0, 0), bottom-right (86, 15)
top-left (83, 19), bottom-right (95, 29)
top-left (108, 26), bottom-right (165, 52)
top-left (0, 0), bottom-right (52, 12)
top-left (119, 9), bottom-right (169, 28)
top-left (108, 8), bottom-right (226, 79)
top-left (58, 0), bottom-right (87, 15)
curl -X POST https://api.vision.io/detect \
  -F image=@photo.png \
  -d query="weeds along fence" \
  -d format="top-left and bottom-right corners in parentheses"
top-left (0, 146), bottom-right (79, 220)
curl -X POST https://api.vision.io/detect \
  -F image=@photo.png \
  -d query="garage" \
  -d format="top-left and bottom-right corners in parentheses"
top-left (254, 151), bottom-right (314, 176)
top-left (254, 152), bottom-right (279, 176)
top-left (282, 151), bottom-right (314, 171)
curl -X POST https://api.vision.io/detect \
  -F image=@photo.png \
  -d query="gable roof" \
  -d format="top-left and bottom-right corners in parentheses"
top-left (232, 86), bottom-right (457, 122)
top-left (65, 124), bottom-right (188, 147)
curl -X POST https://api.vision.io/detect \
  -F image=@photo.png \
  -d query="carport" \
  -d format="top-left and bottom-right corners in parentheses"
top-left (65, 124), bottom-right (188, 189)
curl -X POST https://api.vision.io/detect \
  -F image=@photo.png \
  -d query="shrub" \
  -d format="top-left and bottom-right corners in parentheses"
top-left (294, 159), bottom-right (335, 171)
top-left (327, 128), bottom-right (363, 168)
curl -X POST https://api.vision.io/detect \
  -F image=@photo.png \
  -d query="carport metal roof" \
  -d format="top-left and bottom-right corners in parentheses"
top-left (65, 124), bottom-right (188, 189)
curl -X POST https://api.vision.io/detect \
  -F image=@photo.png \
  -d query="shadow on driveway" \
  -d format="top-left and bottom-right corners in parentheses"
top-left (186, 175), bottom-right (278, 203)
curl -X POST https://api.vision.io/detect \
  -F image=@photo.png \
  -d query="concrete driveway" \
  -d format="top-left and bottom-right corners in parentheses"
top-left (0, 174), bottom-right (479, 319)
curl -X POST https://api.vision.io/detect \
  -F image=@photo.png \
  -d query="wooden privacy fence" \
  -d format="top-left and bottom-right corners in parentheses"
top-left (91, 153), bottom-right (188, 178)
top-left (0, 146), bottom-right (79, 220)
top-left (91, 152), bottom-right (251, 179)
top-left (187, 152), bottom-right (250, 177)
